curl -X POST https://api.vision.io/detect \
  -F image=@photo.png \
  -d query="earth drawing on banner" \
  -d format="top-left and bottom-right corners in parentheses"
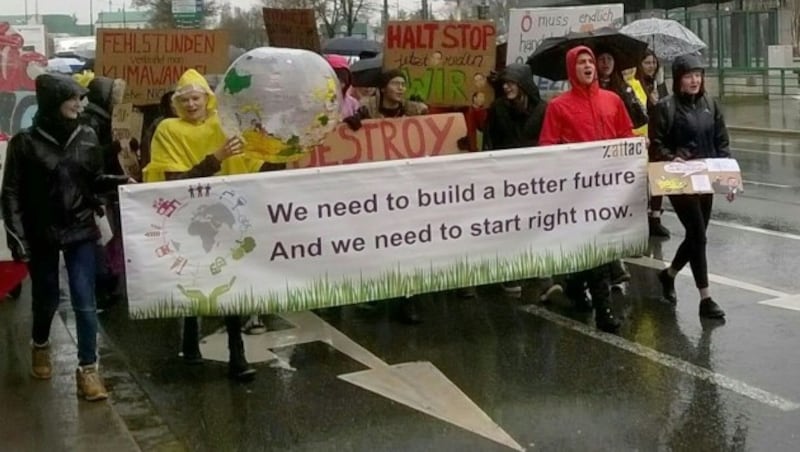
top-left (215, 47), bottom-right (342, 163)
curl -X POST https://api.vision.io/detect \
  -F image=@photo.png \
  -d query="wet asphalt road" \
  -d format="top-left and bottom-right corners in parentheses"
top-left (86, 130), bottom-right (800, 451)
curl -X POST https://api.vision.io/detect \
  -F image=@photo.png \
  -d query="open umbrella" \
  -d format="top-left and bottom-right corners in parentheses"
top-left (621, 18), bottom-right (706, 61)
top-left (323, 37), bottom-right (381, 58)
top-left (47, 57), bottom-right (86, 74)
top-left (526, 27), bottom-right (648, 81)
top-left (350, 54), bottom-right (383, 88)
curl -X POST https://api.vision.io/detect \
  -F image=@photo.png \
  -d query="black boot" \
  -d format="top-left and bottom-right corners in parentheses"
top-left (566, 279), bottom-right (592, 311)
top-left (699, 298), bottom-right (725, 319)
top-left (394, 297), bottom-right (422, 324)
top-left (609, 260), bottom-right (631, 285)
top-left (225, 317), bottom-right (256, 382)
top-left (181, 317), bottom-right (203, 364)
top-left (595, 306), bottom-right (621, 333)
top-left (649, 217), bottom-right (671, 238)
top-left (658, 269), bottom-right (678, 304)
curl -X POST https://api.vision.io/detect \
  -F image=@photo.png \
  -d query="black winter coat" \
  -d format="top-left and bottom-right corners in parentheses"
top-left (484, 64), bottom-right (547, 150)
top-left (649, 54), bottom-right (731, 161)
top-left (81, 77), bottom-right (124, 176)
top-left (2, 125), bottom-right (128, 254)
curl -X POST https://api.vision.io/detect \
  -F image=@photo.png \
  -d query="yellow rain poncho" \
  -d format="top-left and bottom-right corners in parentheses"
top-left (143, 69), bottom-right (263, 182)
top-left (623, 69), bottom-right (649, 137)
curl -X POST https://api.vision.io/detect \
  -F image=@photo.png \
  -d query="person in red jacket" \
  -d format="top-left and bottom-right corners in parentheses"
top-left (539, 45), bottom-right (634, 333)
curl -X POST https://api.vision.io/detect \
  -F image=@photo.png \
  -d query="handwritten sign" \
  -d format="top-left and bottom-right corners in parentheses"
top-left (383, 21), bottom-right (496, 108)
top-left (289, 113), bottom-right (467, 169)
top-left (95, 29), bottom-right (229, 105)
top-left (111, 103), bottom-right (144, 180)
top-left (262, 8), bottom-right (320, 53)
top-left (648, 159), bottom-right (743, 196)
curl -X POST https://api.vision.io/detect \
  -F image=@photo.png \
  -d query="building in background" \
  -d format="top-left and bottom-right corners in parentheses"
top-left (95, 10), bottom-right (150, 29)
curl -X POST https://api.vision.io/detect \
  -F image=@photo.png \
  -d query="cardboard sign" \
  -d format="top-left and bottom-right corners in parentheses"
top-left (111, 103), bottom-right (144, 180)
top-left (262, 8), bottom-right (320, 53)
top-left (648, 158), bottom-right (743, 196)
top-left (289, 113), bottom-right (467, 168)
top-left (96, 29), bottom-right (229, 105)
top-left (383, 21), bottom-right (496, 108)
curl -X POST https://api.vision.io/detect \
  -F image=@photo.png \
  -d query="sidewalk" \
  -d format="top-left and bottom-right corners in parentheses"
top-left (0, 292), bottom-right (139, 452)
top-left (721, 97), bottom-right (800, 133)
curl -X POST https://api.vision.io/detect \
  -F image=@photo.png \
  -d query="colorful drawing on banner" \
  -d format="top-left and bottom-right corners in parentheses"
top-left (120, 137), bottom-right (648, 318)
top-left (0, 23), bottom-right (47, 92)
top-left (262, 8), bottom-right (320, 52)
top-left (215, 47), bottom-right (341, 164)
top-left (95, 29), bottom-right (229, 105)
top-left (383, 21), bottom-right (496, 107)
top-left (506, 5), bottom-right (623, 92)
top-left (290, 113), bottom-right (467, 168)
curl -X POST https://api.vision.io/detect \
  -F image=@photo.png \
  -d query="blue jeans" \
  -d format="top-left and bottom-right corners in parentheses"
top-left (30, 240), bottom-right (98, 366)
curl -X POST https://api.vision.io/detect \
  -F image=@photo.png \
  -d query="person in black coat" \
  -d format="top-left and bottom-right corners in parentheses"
top-left (638, 49), bottom-right (671, 238)
top-left (1, 73), bottom-right (130, 399)
top-left (649, 54), bottom-right (732, 319)
top-left (483, 63), bottom-right (547, 150)
top-left (480, 63), bottom-right (563, 302)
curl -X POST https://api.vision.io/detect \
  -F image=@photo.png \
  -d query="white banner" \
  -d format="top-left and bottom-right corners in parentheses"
top-left (120, 138), bottom-right (648, 319)
top-left (506, 5), bottom-right (624, 91)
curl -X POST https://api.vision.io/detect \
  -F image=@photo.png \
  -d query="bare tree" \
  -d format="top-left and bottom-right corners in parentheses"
top-left (131, 0), bottom-right (219, 29)
top-left (219, 4), bottom-right (268, 50)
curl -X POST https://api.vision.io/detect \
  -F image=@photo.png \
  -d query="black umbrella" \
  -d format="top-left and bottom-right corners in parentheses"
top-left (350, 54), bottom-right (383, 88)
top-left (526, 27), bottom-right (648, 81)
top-left (323, 37), bottom-right (381, 57)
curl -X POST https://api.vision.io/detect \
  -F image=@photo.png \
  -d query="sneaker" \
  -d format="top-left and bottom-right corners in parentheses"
top-left (31, 343), bottom-right (52, 380)
top-left (699, 298), bottom-right (725, 319)
top-left (76, 365), bottom-right (109, 401)
top-left (658, 269), bottom-right (678, 304)
top-left (457, 287), bottom-right (477, 298)
top-left (649, 217), bottom-right (671, 238)
top-left (501, 282), bottom-right (522, 296)
top-left (243, 316), bottom-right (267, 335)
top-left (539, 283), bottom-right (563, 303)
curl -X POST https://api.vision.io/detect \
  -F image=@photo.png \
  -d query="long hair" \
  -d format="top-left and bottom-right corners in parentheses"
top-left (636, 49), bottom-right (660, 92)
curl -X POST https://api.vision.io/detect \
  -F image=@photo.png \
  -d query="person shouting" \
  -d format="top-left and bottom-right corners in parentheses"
top-left (538, 46), bottom-right (635, 333)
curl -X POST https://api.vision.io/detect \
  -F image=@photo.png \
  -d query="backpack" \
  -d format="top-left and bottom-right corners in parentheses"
top-left (662, 92), bottom-right (716, 137)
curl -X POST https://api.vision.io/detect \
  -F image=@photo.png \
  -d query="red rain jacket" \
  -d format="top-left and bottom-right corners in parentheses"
top-left (539, 46), bottom-right (634, 145)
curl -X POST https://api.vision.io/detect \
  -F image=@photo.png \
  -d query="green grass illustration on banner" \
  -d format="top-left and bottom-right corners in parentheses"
top-left (130, 239), bottom-right (647, 319)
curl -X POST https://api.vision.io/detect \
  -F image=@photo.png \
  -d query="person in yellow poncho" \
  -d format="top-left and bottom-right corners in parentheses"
top-left (144, 69), bottom-right (280, 381)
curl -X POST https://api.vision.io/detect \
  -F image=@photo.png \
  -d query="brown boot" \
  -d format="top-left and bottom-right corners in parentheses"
top-left (31, 343), bottom-right (52, 380)
top-left (76, 365), bottom-right (109, 401)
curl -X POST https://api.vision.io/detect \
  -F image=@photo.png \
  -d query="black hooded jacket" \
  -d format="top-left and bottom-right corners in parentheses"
top-left (1, 74), bottom-right (128, 257)
top-left (81, 76), bottom-right (124, 175)
top-left (649, 55), bottom-right (730, 161)
top-left (483, 64), bottom-right (547, 150)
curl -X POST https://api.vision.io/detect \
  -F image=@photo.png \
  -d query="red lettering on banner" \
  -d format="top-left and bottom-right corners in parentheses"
top-left (386, 23), bottom-right (439, 49)
top-left (441, 24), bottom-right (495, 51)
top-left (290, 113), bottom-right (466, 169)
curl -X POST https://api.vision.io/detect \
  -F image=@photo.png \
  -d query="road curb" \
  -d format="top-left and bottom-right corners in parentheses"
top-left (728, 125), bottom-right (800, 136)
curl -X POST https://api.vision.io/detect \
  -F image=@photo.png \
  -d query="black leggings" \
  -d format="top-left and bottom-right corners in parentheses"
top-left (649, 195), bottom-right (663, 214)
top-left (669, 194), bottom-right (713, 289)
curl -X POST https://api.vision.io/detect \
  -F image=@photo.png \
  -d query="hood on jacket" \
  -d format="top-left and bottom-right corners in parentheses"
top-left (499, 63), bottom-right (540, 103)
top-left (325, 54), bottom-right (352, 90)
top-left (34, 73), bottom-right (88, 118)
top-left (566, 46), bottom-right (599, 93)
top-left (171, 69), bottom-right (217, 121)
top-left (671, 54), bottom-right (705, 95)
top-left (86, 76), bottom-right (126, 113)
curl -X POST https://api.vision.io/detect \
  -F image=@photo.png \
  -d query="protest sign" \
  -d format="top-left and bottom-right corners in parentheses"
top-left (111, 103), bottom-right (144, 180)
top-left (262, 8), bottom-right (320, 52)
top-left (506, 5), bottom-right (623, 92)
top-left (383, 21), bottom-right (496, 107)
top-left (289, 113), bottom-right (467, 168)
top-left (120, 137), bottom-right (648, 319)
top-left (95, 29), bottom-right (229, 105)
top-left (648, 158), bottom-right (743, 196)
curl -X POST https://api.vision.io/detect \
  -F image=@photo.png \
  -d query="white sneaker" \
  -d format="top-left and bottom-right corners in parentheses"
top-left (501, 283), bottom-right (522, 296)
top-left (539, 284), bottom-right (563, 302)
top-left (242, 316), bottom-right (267, 335)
